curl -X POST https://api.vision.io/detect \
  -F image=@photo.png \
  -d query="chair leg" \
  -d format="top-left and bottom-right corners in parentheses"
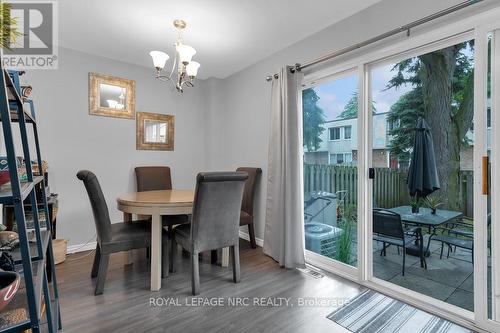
top-left (170, 240), bottom-right (177, 273)
top-left (162, 239), bottom-right (169, 278)
top-left (440, 242), bottom-right (444, 259)
top-left (94, 254), bottom-right (110, 295)
top-left (380, 242), bottom-right (386, 256)
top-left (91, 244), bottom-right (101, 278)
top-left (191, 252), bottom-right (200, 295)
top-left (211, 250), bottom-right (218, 264)
top-left (248, 223), bottom-right (257, 249)
top-left (397, 246), bottom-right (400, 255)
top-left (232, 244), bottom-right (240, 283)
top-left (402, 248), bottom-right (406, 276)
top-left (471, 247), bottom-right (474, 266)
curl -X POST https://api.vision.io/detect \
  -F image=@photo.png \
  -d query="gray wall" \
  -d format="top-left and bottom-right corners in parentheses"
top-left (22, 48), bottom-right (208, 246)
top-left (205, 0), bottom-right (500, 242)
top-left (6, 0), bottom-right (499, 247)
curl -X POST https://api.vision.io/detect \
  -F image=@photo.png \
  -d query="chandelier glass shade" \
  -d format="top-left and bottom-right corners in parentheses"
top-left (149, 20), bottom-right (200, 93)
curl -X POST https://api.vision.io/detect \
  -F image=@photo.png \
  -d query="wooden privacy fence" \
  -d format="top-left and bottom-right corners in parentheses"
top-left (303, 164), bottom-right (408, 208)
top-left (460, 170), bottom-right (473, 218)
top-left (303, 164), bottom-right (358, 206)
top-left (304, 164), bottom-right (474, 216)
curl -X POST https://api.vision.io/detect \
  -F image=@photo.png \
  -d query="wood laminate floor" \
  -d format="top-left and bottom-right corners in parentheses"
top-left (56, 240), bottom-right (363, 333)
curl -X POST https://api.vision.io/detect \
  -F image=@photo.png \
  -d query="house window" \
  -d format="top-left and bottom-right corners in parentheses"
top-left (329, 127), bottom-right (341, 140)
top-left (329, 153), bottom-right (348, 165)
top-left (387, 119), bottom-right (399, 132)
top-left (345, 153), bottom-right (353, 163)
top-left (344, 126), bottom-right (352, 139)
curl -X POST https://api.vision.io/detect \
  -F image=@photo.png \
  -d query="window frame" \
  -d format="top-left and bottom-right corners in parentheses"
top-left (344, 125), bottom-right (352, 140)
top-left (329, 127), bottom-right (341, 141)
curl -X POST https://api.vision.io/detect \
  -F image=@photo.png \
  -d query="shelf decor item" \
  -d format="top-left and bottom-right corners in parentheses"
top-left (89, 72), bottom-right (135, 119)
top-left (0, 231), bottom-right (19, 250)
top-left (52, 239), bottom-right (67, 265)
top-left (0, 270), bottom-right (20, 312)
top-left (0, 2), bottom-right (22, 50)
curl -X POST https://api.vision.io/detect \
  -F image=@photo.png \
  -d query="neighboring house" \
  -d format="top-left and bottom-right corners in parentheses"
top-left (305, 112), bottom-right (395, 168)
top-left (304, 110), bottom-right (489, 171)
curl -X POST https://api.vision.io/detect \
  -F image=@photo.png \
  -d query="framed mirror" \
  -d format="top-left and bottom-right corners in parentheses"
top-left (89, 72), bottom-right (135, 119)
top-left (136, 112), bottom-right (174, 151)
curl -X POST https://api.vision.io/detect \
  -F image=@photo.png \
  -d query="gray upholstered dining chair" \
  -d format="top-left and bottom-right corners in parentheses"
top-left (135, 166), bottom-right (190, 270)
top-left (210, 167), bottom-right (261, 262)
top-left (77, 170), bottom-right (169, 295)
top-left (135, 166), bottom-right (173, 192)
top-left (236, 167), bottom-right (262, 248)
top-left (170, 171), bottom-right (248, 295)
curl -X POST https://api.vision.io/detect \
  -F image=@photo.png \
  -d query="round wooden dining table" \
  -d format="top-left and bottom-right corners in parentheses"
top-left (116, 189), bottom-right (229, 291)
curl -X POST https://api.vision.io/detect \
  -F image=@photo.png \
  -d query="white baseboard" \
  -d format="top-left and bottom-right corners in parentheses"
top-left (239, 230), bottom-right (264, 247)
top-left (67, 241), bottom-right (97, 254)
top-left (66, 233), bottom-right (262, 254)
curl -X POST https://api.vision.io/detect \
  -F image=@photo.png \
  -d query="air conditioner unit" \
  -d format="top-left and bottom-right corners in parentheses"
top-left (305, 222), bottom-right (343, 259)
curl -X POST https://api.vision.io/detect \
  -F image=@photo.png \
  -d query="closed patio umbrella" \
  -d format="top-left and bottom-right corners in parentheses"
top-left (407, 118), bottom-right (440, 199)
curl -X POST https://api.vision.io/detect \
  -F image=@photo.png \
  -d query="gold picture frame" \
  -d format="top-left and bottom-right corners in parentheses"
top-left (136, 112), bottom-right (174, 151)
top-left (89, 72), bottom-right (135, 119)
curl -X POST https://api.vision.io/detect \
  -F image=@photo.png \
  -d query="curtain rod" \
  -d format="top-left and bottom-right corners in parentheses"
top-left (265, 0), bottom-right (483, 81)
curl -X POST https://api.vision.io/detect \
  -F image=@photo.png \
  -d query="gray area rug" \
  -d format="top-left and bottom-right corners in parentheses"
top-left (328, 289), bottom-right (473, 333)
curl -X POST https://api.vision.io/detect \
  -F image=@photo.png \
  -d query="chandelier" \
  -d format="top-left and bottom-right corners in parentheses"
top-left (149, 19), bottom-right (200, 93)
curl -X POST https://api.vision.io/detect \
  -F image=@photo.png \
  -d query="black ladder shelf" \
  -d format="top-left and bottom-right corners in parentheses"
top-left (0, 63), bottom-right (61, 332)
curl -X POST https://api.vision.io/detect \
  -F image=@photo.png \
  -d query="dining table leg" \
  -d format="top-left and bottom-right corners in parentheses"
top-left (424, 226), bottom-right (437, 257)
top-left (123, 212), bottom-right (133, 265)
top-left (150, 213), bottom-right (162, 291)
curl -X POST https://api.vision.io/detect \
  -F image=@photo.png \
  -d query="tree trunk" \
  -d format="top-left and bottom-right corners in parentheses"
top-left (420, 47), bottom-right (462, 210)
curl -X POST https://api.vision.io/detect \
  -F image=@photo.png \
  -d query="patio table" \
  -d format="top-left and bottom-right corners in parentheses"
top-left (387, 206), bottom-right (463, 256)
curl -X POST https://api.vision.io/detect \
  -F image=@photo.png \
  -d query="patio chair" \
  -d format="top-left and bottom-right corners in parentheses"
top-left (432, 232), bottom-right (473, 264)
top-left (447, 215), bottom-right (490, 240)
top-left (432, 215), bottom-right (490, 265)
top-left (373, 208), bottom-right (424, 276)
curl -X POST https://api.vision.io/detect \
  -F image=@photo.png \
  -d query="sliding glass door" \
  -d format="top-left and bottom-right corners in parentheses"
top-left (302, 70), bottom-right (359, 272)
top-left (368, 38), bottom-right (476, 312)
top-left (300, 12), bottom-right (500, 331)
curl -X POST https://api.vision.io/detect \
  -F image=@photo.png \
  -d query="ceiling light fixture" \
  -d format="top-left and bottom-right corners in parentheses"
top-left (149, 19), bottom-right (200, 93)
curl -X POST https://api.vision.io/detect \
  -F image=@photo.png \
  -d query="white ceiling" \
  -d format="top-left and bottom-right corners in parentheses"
top-left (58, 0), bottom-right (381, 79)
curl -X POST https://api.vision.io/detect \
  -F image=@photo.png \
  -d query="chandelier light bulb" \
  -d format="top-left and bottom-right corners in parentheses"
top-left (176, 44), bottom-right (196, 65)
top-left (186, 61), bottom-right (200, 78)
top-left (149, 51), bottom-right (169, 70)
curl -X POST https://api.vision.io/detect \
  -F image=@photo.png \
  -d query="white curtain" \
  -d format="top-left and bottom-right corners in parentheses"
top-left (263, 66), bottom-right (306, 269)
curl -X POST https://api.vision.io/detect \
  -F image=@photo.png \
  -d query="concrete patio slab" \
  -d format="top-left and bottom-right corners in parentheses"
top-left (388, 273), bottom-right (456, 301)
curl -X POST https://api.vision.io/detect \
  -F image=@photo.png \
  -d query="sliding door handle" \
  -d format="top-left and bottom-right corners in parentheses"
top-left (482, 156), bottom-right (489, 195)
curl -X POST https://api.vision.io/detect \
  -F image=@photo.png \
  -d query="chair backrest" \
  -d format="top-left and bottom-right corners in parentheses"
top-left (135, 166), bottom-right (172, 192)
top-left (76, 170), bottom-right (112, 243)
top-left (236, 167), bottom-right (262, 216)
top-left (190, 171), bottom-right (248, 252)
top-left (373, 208), bottom-right (404, 240)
